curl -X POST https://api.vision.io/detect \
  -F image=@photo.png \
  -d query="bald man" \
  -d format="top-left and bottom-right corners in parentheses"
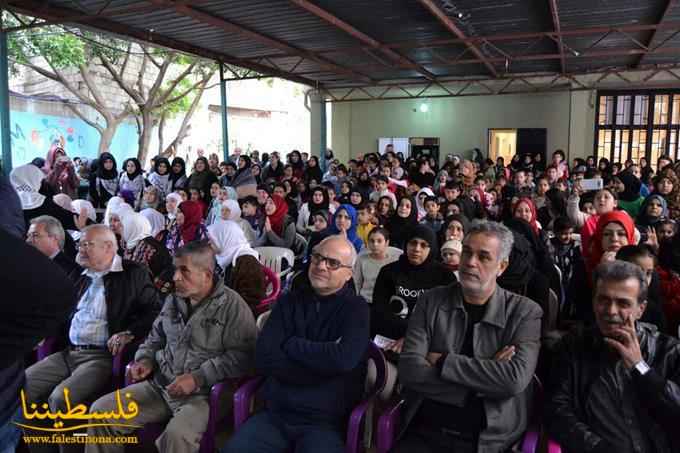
top-left (86, 241), bottom-right (256, 453)
top-left (223, 235), bottom-right (370, 453)
top-left (22, 225), bottom-right (159, 453)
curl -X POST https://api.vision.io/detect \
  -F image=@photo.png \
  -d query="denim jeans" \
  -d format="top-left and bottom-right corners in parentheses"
top-left (222, 410), bottom-right (345, 453)
top-left (0, 408), bottom-right (22, 453)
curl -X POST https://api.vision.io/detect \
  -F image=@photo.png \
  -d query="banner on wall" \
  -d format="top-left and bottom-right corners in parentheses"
top-left (8, 111), bottom-right (138, 168)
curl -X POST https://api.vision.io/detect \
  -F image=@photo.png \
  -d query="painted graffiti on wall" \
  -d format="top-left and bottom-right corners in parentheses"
top-left (9, 111), bottom-right (138, 167)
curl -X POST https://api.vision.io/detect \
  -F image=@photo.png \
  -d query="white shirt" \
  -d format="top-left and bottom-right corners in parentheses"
top-left (69, 255), bottom-right (123, 346)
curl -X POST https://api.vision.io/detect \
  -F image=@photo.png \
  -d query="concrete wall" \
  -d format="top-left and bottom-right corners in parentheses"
top-left (331, 90), bottom-right (596, 163)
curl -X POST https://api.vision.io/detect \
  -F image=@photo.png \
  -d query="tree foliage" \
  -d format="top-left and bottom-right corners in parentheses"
top-left (6, 12), bottom-right (222, 160)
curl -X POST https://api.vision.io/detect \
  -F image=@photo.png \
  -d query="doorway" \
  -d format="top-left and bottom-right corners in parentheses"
top-left (488, 129), bottom-right (517, 164)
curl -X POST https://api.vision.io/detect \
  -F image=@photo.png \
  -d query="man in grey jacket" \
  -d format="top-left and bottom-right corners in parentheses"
top-left (86, 241), bottom-right (257, 453)
top-left (396, 221), bottom-right (543, 453)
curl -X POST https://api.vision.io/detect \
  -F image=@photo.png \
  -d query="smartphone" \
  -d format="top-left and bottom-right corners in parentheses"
top-left (580, 178), bottom-right (603, 191)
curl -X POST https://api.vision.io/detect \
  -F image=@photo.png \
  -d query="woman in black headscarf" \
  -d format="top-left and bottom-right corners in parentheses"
top-left (296, 186), bottom-right (330, 235)
top-left (169, 157), bottom-right (188, 192)
top-left (385, 196), bottom-right (418, 250)
top-left (232, 155), bottom-right (257, 197)
top-left (614, 170), bottom-right (644, 218)
top-left (497, 229), bottom-right (553, 334)
top-left (304, 155), bottom-right (323, 185)
top-left (187, 156), bottom-right (218, 204)
top-left (88, 152), bottom-right (119, 210)
top-left (288, 150), bottom-right (305, 181)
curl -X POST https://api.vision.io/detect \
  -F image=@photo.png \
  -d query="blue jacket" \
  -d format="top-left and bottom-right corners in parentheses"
top-left (255, 278), bottom-right (370, 427)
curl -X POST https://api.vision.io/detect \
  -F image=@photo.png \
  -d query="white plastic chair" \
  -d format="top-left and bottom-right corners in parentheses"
top-left (254, 247), bottom-right (295, 277)
top-left (256, 310), bottom-right (272, 332)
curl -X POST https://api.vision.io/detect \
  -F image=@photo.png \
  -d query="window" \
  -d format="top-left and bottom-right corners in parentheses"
top-left (595, 90), bottom-right (680, 170)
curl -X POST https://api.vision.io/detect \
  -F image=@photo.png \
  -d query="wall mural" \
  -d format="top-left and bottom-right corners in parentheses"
top-left (9, 111), bottom-right (138, 167)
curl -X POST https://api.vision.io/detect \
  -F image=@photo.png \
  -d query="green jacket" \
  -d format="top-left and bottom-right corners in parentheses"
top-left (135, 279), bottom-right (257, 393)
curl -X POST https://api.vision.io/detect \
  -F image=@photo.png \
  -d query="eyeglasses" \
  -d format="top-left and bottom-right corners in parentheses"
top-left (310, 252), bottom-right (352, 271)
top-left (27, 233), bottom-right (50, 241)
top-left (78, 240), bottom-right (102, 250)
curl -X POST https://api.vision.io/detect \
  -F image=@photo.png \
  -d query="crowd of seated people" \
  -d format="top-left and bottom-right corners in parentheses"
top-left (0, 143), bottom-right (679, 453)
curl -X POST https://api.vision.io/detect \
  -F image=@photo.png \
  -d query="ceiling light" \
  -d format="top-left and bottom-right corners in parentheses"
top-left (419, 103), bottom-right (429, 113)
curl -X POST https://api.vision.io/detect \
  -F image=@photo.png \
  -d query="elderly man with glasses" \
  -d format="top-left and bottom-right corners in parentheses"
top-left (21, 224), bottom-right (159, 453)
top-left (222, 235), bottom-right (370, 453)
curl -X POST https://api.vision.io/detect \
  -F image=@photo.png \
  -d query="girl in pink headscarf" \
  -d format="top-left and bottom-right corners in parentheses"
top-left (45, 146), bottom-right (79, 198)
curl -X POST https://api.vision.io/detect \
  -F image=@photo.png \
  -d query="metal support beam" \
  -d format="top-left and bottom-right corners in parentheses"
top-left (147, 0), bottom-right (373, 84)
top-left (637, 0), bottom-right (676, 67)
top-left (0, 23), bottom-right (11, 175)
top-left (289, 0), bottom-right (437, 81)
top-left (219, 64), bottom-right (229, 163)
top-left (548, 0), bottom-right (566, 73)
top-left (417, 0), bottom-right (498, 77)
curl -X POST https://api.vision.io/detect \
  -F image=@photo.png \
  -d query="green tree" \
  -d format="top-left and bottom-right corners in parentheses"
top-left (8, 13), bottom-right (222, 162)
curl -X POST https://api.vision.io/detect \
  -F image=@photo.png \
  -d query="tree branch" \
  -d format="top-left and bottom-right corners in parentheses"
top-left (78, 64), bottom-right (108, 114)
top-left (159, 69), bottom-right (215, 108)
top-left (141, 46), bottom-right (162, 69)
top-left (64, 103), bottom-right (103, 134)
top-left (155, 60), bottom-right (197, 107)
top-left (119, 42), bottom-right (132, 79)
top-left (146, 52), bottom-right (176, 103)
top-left (99, 51), bottom-right (143, 104)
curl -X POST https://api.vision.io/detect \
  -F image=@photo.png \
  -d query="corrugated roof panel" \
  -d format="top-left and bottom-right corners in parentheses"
top-left (11, 0), bottom-right (680, 87)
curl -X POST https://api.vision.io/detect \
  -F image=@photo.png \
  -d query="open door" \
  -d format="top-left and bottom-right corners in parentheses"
top-left (516, 128), bottom-right (547, 162)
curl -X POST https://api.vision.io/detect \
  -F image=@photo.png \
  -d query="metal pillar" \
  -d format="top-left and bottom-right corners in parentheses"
top-left (219, 63), bottom-right (229, 163)
top-left (319, 98), bottom-right (327, 172)
top-left (0, 24), bottom-right (11, 175)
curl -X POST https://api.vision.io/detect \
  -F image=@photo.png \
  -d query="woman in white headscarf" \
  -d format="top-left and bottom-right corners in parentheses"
top-left (207, 221), bottom-right (265, 314)
top-left (120, 212), bottom-right (172, 280)
top-left (140, 208), bottom-right (166, 240)
top-left (10, 164), bottom-right (85, 257)
top-left (219, 199), bottom-right (257, 245)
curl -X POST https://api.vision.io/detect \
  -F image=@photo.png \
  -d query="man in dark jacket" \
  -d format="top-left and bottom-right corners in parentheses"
top-left (22, 224), bottom-right (159, 452)
top-left (546, 260), bottom-right (680, 453)
top-left (396, 221), bottom-right (542, 453)
top-left (0, 229), bottom-right (76, 453)
top-left (26, 215), bottom-right (81, 278)
top-left (222, 235), bottom-right (370, 453)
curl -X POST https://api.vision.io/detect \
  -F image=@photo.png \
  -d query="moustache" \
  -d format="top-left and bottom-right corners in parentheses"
top-left (601, 315), bottom-right (623, 325)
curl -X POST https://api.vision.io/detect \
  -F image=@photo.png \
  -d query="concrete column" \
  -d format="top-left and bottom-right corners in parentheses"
top-left (310, 91), bottom-right (326, 171)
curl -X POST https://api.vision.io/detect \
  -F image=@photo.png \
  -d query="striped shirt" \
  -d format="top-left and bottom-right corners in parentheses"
top-left (69, 254), bottom-right (123, 346)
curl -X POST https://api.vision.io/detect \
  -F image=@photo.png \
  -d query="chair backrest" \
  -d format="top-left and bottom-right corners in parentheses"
top-left (366, 342), bottom-right (387, 396)
top-left (256, 310), bottom-right (272, 332)
top-left (254, 246), bottom-right (295, 274)
top-left (255, 266), bottom-right (280, 314)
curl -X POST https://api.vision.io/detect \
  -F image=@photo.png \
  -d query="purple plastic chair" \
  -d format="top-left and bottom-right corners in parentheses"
top-left (35, 337), bottom-right (140, 390)
top-left (547, 439), bottom-right (562, 452)
top-left (123, 363), bottom-right (245, 453)
top-left (232, 342), bottom-right (387, 453)
top-left (377, 375), bottom-right (544, 453)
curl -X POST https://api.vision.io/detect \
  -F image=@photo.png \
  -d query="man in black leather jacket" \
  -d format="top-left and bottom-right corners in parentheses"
top-left (546, 260), bottom-right (680, 453)
top-left (22, 224), bottom-right (159, 452)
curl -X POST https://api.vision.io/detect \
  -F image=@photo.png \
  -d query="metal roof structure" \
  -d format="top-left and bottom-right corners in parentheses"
top-left (5, 0), bottom-right (680, 98)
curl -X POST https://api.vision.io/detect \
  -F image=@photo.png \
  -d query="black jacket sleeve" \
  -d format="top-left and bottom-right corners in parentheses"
top-left (0, 229), bottom-right (76, 367)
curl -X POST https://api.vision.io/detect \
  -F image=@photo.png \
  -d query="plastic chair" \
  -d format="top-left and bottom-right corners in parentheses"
top-left (232, 342), bottom-right (387, 453)
top-left (36, 337), bottom-right (141, 390)
top-left (256, 310), bottom-right (272, 332)
top-left (547, 439), bottom-right (562, 453)
top-left (123, 363), bottom-right (246, 453)
top-left (376, 375), bottom-right (544, 453)
top-left (254, 266), bottom-right (280, 315)
top-left (254, 246), bottom-right (295, 277)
